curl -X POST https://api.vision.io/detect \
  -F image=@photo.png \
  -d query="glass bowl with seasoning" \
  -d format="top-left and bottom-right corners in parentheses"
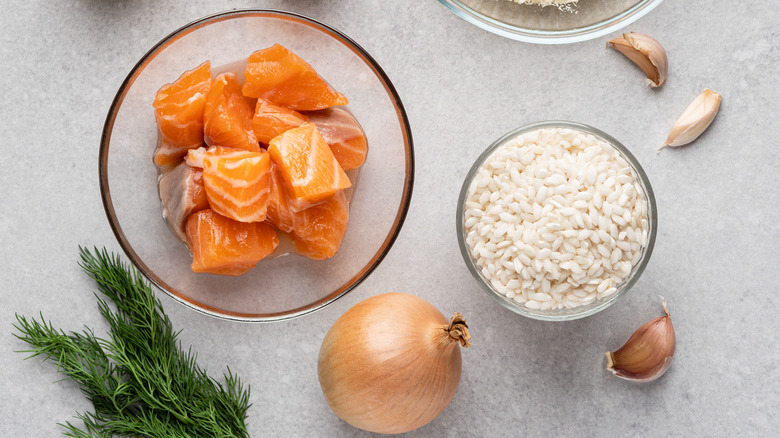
top-left (100, 10), bottom-right (414, 322)
top-left (438, 0), bottom-right (664, 44)
top-left (456, 121), bottom-right (657, 321)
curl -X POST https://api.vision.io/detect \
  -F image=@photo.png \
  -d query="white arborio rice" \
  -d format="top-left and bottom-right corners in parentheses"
top-left (464, 127), bottom-right (649, 310)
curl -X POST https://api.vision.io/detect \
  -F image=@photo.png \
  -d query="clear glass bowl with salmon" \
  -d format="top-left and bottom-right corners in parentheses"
top-left (100, 10), bottom-right (413, 322)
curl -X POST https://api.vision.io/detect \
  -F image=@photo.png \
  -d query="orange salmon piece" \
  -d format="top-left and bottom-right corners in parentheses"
top-left (291, 191), bottom-right (349, 260)
top-left (153, 61), bottom-right (212, 168)
top-left (242, 44), bottom-right (348, 111)
top-left (251, 98), bottom-right (309, 144)
top-left (305, 107), bottom-right (368, 170)
top-left (158, 162), bottom-right (210, 242)
top-left (265, 163), bottom-right (298, 233)
top-left (267, 123), bottom-right (351, 211)
top-left (203, 73), bottom-right (260, 152)
top-left (186, 146), bottom-right (271, 223)
top-left (186, 209), bottom-right (279, 276)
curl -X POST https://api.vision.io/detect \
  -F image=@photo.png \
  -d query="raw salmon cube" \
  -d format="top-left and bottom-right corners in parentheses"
top-left (153, 61), bottom-right (212, 169)
top-left (251, 98), bottom-right (309, 144)
top-left (158, 161), bottom-right (210, 242)
top-left (185, 209), bottom-right (279, 276)
top-left (242, 44), bottom-right (348, 111)
top-left (291, 191), bottom-right (349, 260)
top-left (304, 107), bottom-right (368, 170)
top-left (204, 73), bottom-right (260, 152)
top-left (186, 146), bottom-right (272, 223)
top-left (267, 123), bottom-right (351, 210)
top-left (265, 163), bottom-right (298, 233)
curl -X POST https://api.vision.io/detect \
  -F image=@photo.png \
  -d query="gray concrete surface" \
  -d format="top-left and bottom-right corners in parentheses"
top-left (1, 1), bottom-right (778, 436)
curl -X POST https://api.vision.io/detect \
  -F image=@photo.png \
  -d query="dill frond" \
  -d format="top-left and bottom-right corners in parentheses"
top-left (14, 247), bottom-right (251, 437)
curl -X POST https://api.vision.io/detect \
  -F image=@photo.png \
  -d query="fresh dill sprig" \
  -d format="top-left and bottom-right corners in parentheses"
top-left (13, 247), bottom-right (251, 437)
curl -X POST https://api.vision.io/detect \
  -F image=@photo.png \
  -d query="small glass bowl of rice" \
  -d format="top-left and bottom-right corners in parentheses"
top-left (456, 121), bottom-right (657, 321)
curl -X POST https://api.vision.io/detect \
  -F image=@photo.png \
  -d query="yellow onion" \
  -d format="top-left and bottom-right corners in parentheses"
top-left (317, 292), bottom-right (471, 434)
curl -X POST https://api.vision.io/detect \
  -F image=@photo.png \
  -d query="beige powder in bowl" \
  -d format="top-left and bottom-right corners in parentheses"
top-left (507, 0), bottom-right (578, 8)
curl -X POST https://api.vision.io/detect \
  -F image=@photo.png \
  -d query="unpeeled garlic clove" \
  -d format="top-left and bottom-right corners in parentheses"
top-left (659, 89), bottom-right (722, 151)
top-left (606, 297), bottom-right (675, 382)
top-left (608, 32), bottom-right (668, 87)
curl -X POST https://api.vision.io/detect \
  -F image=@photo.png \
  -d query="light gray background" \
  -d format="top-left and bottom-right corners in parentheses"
top-left (2, 1), bottom-right (778, 436)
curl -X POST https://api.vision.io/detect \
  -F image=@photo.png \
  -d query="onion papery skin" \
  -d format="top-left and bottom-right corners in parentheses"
top-left (317, 293), bottom-right (463, 434)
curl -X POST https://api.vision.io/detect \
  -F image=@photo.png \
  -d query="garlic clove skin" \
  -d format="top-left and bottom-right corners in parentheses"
top-left (659, 89), bottom-right (722, 151)
top-left (608, 32), bottom-right (668, 88)
top-left (606, 298), bottom-right (675, 382)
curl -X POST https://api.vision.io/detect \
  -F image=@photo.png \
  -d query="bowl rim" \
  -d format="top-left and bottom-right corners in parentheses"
top-left (99, 9), bottom-right (415, 322)
top-left (456, 120), bottom-right (657, 321)
top-left (438, 0), bottom-right (664, 44)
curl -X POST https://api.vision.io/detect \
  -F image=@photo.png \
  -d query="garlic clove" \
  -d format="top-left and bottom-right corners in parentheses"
top-left (606, 297), bottom-right (675, 382)
top-left (659, 89), bottom-right (722, 151)
top-left (608, 32), bottom-right (668, 88)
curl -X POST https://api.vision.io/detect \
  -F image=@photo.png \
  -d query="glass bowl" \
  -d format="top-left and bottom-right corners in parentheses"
top-left (456, 121), bottom-right (657, 321)
top-left (439, 0), bottom-right (664, 44)
top-left (100, 10), bottom-right (414, 322)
